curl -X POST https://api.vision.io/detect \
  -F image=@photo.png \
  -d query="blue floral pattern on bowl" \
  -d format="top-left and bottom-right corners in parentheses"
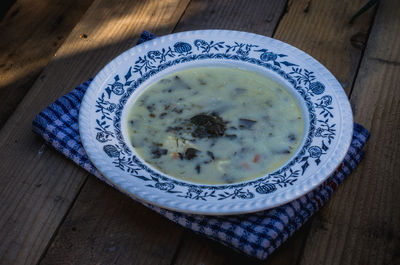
top-left (79, 30), bottom-right (353, 214)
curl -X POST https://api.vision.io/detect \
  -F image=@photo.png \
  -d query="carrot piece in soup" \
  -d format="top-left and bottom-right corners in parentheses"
top-left (253, 154), bottom-right (260, 163)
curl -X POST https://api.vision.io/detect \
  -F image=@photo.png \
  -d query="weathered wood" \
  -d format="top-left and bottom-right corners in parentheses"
top-left (298, 0), bottom-right (400, 264)
top-left (171, 0), bottom-right (377, 263)
top-left (0, 0), bottom-right (189, 264)
top-left (274, 0), bottom-right (376, 95)
top-left (0, 0), bottom-right (15, 20)
top-left (0, 0), bottom-right (94, 128)
top-left (1, 0), bottom-right (397, 264)
top-left (174, 0), bottom-right (286, 35)
top-left (39, 178), bottom-right (183, 265)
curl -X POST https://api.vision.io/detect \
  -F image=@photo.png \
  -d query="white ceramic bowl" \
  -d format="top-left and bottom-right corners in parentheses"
top-left (79, 30), bottom-right (353, 215)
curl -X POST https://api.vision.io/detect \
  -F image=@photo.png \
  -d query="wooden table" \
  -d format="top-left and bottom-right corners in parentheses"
top-left (1, 0), bottom-right (399, 264)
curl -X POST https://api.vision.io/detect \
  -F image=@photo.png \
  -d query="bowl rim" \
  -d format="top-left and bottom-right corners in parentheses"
top-left (79, 29), bottom-right (353, 215)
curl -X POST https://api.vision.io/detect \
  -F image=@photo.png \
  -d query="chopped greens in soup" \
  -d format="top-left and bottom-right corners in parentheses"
top-left (127, 67), bottom-right (303, 184)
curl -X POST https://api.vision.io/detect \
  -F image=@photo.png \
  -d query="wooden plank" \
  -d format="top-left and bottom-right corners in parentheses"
top-left (174, 0), bottom-right (286, 35)
top-left (0, 0), bottom-right (190, 264)
top-left (171, 0), bottom-right (377, 263)
top-left (0, 0), bottom-right (15, 20)
top-left (0, 0), bottom-right (94, 128)
top-left (274, 0), bottom-right (376, 95)
top-left (298, 0), bottom-right (400, 264)
top-left (39, 177), bottom-right (184, 265)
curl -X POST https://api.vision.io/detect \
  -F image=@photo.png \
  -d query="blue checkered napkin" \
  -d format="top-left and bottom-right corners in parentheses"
top-left (150, 124), bottom-right (368, 259)
top-left (32, 80), bottom-right (369, 260)
top-left (32, 32), bottom-right (369, 260)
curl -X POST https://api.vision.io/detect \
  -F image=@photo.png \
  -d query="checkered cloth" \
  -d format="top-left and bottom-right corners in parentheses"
top-left (32, 32), bottom-right (369, 260)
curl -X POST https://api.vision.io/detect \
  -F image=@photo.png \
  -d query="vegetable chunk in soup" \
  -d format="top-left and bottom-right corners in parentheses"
top-left (127, 67), bottom-right (303, 184)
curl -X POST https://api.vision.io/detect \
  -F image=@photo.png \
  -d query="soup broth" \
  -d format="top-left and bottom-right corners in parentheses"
top-left (127, 67), bottom-right (303, 184)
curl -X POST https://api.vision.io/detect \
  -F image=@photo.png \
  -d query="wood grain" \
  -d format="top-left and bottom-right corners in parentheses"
top-left (274, 0), bottom-right (377, 95)
top-left (0, 0), bottom-right (15, 20)
top-left (174, 0), bottom-right (286, 35)
top-left (39, 178), bottom-right (183, 265)
top-left (0, 0), bottom-right (94, 128)
top-left (171, 0), bottom-right (377, 263)
top-left (298, 0), bottom-right (400, 264)
top-left (0, 0), bottom-right (189, 264)
top-left (1, 0), bottom-right (397, 264)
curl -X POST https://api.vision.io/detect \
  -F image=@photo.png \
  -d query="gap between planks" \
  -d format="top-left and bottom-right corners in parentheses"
top-left (0, 0), bottom-right (190, 264)
top-left (171, 0), bottom-right (378, 263)
top-left (0, 0), bottom-right (95, 128)
top-left (0, 0), bottom-right (384, 262)
top-left (297, 0), bottom-right (400, 264)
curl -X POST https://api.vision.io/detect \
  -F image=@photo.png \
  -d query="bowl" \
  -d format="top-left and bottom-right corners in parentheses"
top-left (79, 30), bottom-right (353, 215)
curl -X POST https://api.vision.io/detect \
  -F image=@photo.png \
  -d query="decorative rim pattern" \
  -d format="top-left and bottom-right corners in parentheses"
top-left (79, 30), bottom-right (353, 215)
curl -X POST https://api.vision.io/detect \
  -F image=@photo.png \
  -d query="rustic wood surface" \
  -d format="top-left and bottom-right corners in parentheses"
top-left (303, 0), bottom-right (400, 263)
top-left (0, 0), bottom-right (94, 128)
top-left (0, 0), bottom-right (399, 264)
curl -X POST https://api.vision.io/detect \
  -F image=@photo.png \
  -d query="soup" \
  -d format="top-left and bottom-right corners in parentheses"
top-left (127, 67), bottom-right (303, 184)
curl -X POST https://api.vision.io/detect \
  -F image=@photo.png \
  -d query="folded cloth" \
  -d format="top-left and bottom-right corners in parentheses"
top-left (32, 31), bottom-right (369, 260)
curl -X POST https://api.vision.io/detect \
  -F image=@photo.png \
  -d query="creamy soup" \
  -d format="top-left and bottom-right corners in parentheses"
top-left (127, 67), bottom-right (303, 184)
